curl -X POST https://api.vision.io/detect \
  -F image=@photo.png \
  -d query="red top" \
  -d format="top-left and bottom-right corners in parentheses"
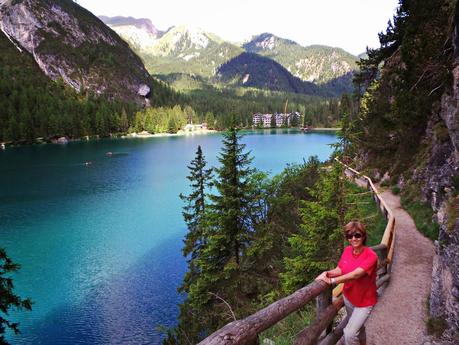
top-left (338, 246), bottom-right (378, 307)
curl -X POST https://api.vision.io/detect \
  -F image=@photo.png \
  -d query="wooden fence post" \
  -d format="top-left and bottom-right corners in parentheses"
top-left (316, 287), bottom-right (332, 335)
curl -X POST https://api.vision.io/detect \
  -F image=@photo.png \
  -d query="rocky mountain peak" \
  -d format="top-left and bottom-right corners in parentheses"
top-left (166, 25), bottom-right (211, 49)
top-left (243, 32), bottom-right (297, 52)
top-left (99, 16), bottom-right (161, 37)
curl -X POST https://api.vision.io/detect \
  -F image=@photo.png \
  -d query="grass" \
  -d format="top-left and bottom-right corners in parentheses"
top-left (391, 186), bottom-right (401, 195)
top-left (401, 197), bottom-right (439, 241)
top-left (446, 195), bottom-right (459, 233)
top-left (426, 317), bottom-right (448, 337)
top-left (259, 305), bottom-right (315, 345)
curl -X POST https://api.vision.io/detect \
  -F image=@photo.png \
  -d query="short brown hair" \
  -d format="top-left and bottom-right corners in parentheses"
top-left (344, 220), bottom-right (367, 245)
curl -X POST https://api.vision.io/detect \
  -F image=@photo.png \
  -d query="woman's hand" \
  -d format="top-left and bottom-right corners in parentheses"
top-left (315, 271), bottom-right (332, 285)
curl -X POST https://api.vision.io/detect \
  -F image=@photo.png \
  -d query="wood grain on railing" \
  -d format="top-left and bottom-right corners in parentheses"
top-left (198, 281), bottom-right (329, 345)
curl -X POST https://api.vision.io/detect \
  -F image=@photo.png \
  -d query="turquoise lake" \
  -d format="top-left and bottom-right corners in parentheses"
top-left (0, 129), bottom-right (338, 344)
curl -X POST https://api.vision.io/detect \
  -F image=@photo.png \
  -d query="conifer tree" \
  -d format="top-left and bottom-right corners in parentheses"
top-left (0, 248), bottom-right (32, 345)
top-left (178, 145), bottom-right (213, 291)
top-left (207, 127), bottom-right (258, 267)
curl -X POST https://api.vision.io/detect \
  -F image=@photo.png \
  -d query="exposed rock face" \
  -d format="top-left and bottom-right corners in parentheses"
top-left (423, 3), bottom-right (459, 341)
top-left (0, 0), bottom-right (152, 104)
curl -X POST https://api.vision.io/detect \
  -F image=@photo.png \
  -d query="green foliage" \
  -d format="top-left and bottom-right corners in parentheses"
top-left (170, 139), bottom-right (391, 342)
top-left (0, 248), bottom-right (32, 345)
top-left (433, 122), bottom-right (451, 143)
top-left (243, 33), bottom-right (358, 87)
top-left (122, 28), bottom-right (357, 96)
top-left (281, 161), bottom-right (347, 292)
top-left (281, 160), bottom-right (389, 293)
top-left (426, 317), bottom-right (448, 337)
top-left (401, 192), bottom-right (439, 240)
top-left (131, 105), bottom-right (190, 134)
top-left (446, 195), bottom-right (459, 233)
top-left (244, 157), bottom-right (322, 302)
top-left (217, 53), bottom-right (322, 95)
top-left (140, 28), bottom-right (243, 79)
top-left (183, 88), bottom-right (342, 129)
top-left (169, 129), bottom-right (270, 343)
top-left (0, 28), bottom-right (181, 142)
top-left (391, 186), bottom-right (401, 195)
top-left (346, 184), bottom-right (387, 247)
top-left (178, 146), bottom-right (213, 293)
top-left (348, 0), bottom-right (455, 175)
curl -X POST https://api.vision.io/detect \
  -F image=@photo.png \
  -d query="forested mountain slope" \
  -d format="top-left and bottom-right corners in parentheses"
top-left (216, 52), bottom-right (322, 95)
top-left (0, 0), bottom-right (181, 143)
top-left (243, 33), bottom-right (358, 85)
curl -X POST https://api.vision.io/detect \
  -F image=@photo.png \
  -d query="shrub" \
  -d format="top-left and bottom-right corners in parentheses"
top-left (391, 186), bottom-right (401, 195)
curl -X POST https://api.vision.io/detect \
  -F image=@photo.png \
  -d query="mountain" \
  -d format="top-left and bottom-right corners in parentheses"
top-left (216, 52), bottom-right (321, 95)
top-left (101, 17), bottom-right (357, 95)
top-left (99, 19), bottom-right (244, 79)
top-left (98, 16), bottom-right (162, 37)
top-left (0, 0), bottom-right (153, 104)
top-left (97, 16), bottom-right (163, 52)
top-left (243, 33), bottom-right (358, 87)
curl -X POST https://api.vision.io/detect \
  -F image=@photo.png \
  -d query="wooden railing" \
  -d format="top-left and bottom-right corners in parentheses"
top-left (199, 161), bottom-right (396, 345)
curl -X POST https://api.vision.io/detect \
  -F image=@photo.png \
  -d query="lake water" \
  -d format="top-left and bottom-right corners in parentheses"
top-left (0, 129), bottom-right (337, 345)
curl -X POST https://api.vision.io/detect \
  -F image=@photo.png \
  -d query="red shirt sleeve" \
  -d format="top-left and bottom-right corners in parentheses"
top-left (359, 249), bottom-right (377, 275)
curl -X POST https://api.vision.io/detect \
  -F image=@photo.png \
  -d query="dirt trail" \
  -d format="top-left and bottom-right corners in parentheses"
top-left (364, 189), bottom-right (435, 345)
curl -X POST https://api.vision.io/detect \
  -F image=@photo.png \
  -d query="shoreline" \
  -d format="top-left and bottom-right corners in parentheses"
top-left (125, 129), bottom-right (219, 138)
top-left (0, 127), bottom-right (340, 148)
top-left (309, 127), bottom-right (341, 131)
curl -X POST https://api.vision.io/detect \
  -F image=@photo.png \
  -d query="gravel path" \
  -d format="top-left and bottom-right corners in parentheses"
top-left (365, 189), bottom-right (435, 345)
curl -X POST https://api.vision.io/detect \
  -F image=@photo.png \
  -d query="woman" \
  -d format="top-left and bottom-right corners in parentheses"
top-left (316, 220), bottom-right (378, 345)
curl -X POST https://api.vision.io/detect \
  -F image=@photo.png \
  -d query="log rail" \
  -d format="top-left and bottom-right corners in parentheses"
top-left (199, 160), bottom-right (396, 345)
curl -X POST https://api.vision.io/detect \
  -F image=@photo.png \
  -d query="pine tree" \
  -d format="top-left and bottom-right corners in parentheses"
top-left (179, 145), bottom-right (213, 291)
top-left (207, 127), bottom-right (258, 267)
top-left (0, 248), bottom-right (32, 345)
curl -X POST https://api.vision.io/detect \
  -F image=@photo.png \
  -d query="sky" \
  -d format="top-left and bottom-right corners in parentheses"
top-left (76, 0), bottom-right (399, 56)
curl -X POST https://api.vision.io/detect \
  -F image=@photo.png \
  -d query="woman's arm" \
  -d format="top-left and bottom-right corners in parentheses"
top-left (316, 267), bottom-right (366, 285)
top-left (326, 267), bottom-right (342, 278)
top-left (315, 266), bottom-right (342, 282)
top-left (332, 267), bottom-right (366, 284)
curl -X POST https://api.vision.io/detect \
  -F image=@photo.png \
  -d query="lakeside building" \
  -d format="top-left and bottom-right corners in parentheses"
top-left (183, 123), bottom-right (208, 132)
top-left (252, 112), bottom-right (301, 128)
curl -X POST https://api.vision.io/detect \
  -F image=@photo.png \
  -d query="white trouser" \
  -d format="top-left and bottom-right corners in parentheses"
top-left (343, 295), bottom-right (373, 345)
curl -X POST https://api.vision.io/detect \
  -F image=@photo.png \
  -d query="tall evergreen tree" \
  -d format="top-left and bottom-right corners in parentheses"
top-left (179, 145), bottom-right (213, 291)
top-left (0, 248), bottom-right (32, 345)
top-left (207, 127), bottom-right (258, 267)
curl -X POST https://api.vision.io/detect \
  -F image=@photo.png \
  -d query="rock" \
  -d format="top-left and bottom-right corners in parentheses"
top-left (137, 84), bottom-right (150, 97)
top-left (425, 11), bottom-right (459, 340)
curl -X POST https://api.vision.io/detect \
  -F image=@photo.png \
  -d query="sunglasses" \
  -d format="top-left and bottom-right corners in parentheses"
top-left (345, 232), bottom-right (363, 240)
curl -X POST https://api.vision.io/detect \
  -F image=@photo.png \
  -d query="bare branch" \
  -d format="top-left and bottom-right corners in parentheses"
top-left (209, 292), bottom-right (237, 321)
top-left (428, 83), bottom-right (444, 96)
